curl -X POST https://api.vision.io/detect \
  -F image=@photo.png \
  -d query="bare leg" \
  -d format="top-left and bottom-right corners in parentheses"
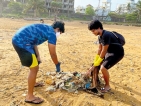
top-left (100, 65), bottom-right (111, 90)
top-left (26, 65), bottom-right (42, 101)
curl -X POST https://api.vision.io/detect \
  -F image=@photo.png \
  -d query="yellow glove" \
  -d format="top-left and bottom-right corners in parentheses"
top-left (93, 54), bottom-right (100, 63)
top-left (94, 57), bottom-right (103, 66)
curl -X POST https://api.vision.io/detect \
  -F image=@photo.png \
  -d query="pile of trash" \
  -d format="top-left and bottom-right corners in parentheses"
top-left (45, 71), bottom-right (91, 93)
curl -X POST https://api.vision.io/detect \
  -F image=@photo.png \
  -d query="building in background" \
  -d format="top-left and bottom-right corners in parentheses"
top-left (115, 0), bottom-right (136, 14)
top-left (95, 0), bottom-right (111, 17)
top-left (15, 0), bottom-right (26, 3)
top-left (45, 0), bottom-right (74, 14)
top-left (75, 6), bottom-right (85, 14)
top-left (4, 0), bottom-right (74, 14)
top-left (4, 0), bottom-right (26, 3)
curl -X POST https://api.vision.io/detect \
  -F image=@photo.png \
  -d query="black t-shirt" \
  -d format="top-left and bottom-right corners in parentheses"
top-left (98, 30), bottom-right (124, 54)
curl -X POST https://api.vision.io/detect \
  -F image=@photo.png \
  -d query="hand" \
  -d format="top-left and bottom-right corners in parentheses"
top-left (56, 62), bottom-right (61, 72)
top-left (38, 61), bottom-right (41, 64)
top-left (37, 56), bottom-right (42, 64)
top-left (94, 57), bottom-right (103, 66)
top-left (93, 54), bottom-right (100, 63)
top-left (85, 66), bottom-right (94, 77)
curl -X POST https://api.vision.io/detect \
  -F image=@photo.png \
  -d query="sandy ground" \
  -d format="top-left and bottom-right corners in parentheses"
top-left (0, 18), bottom-right (141, 106)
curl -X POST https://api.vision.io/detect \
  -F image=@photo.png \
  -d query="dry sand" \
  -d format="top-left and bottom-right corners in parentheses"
top-left (0, 18), bottom-right (141, 106)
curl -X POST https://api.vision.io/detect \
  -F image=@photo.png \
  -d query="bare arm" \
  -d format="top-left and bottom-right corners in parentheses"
top-left (34, 46), bottom-right (40, 57)
top-left (100, 45), bottom-right (109, 58)
top-left (48, 43), bottom-right (59, 65)
top-left (97, 44), bottom-right (102, 55)
top-left (86, 44), bottom-right (102, 76)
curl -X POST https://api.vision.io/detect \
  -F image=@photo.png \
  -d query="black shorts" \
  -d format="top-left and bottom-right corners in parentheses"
top-left (102, 50), bottom-right (124, 69)
top-left (12, 43), bottom-right (38, 68)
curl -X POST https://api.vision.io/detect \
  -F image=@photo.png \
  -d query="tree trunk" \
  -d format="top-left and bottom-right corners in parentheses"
top-left (0, 0), bottom-right (3, 17)
top-left (137, 10), bottom-right (141, 22)
top-left (139, 11), bottom-right (141, 22)
top-left (54, 14), bottom-right (57, 21)
top-left (34, 8), bottom-right (37, 17)
top-left (54, 7), bottom-right (58, 21)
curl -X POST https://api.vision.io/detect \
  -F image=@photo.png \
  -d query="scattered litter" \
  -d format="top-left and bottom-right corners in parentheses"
top-left (45, 71), bottom-right (91, 93)
top-left (22, 93), bottom-right (26, 97)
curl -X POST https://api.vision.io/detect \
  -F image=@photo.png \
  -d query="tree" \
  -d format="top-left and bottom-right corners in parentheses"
top-left (108, 12), bottom-right (126, 22)
top-left (85, 5), bottom-right (95, 15)
top-left (0, 0), bottom-right (12, 15)
top-left (23, 0), bottom-right (47, 17)
top-left (136, 0), bottom-right (141, 22)
top-left (126, 12), bottom-right (137, 22)
top-left (127, 3), bottom-right (131, 13)
top-left (0, 0), bottom-right (4, 16)
top-left (7, 1), bottom-right (23, 14)
top-left (51, 0), bottom-right (62, 21)
top-left (116, 6), bottom-right (122, 14)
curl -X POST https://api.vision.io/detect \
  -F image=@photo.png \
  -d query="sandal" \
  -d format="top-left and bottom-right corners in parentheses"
top-left (101, 87), bottom-right (111, 93)
top-left (34, 82), bottom-right (45, 87)
top-left (25, 97), bottom-right (44, 104)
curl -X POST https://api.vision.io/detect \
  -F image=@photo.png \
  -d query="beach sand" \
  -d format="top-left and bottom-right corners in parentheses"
top-left (0, 18), bottom-right (141, 106)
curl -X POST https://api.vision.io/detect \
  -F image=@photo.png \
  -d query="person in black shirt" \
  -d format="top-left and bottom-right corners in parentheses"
top-left (87, 20), bottom-right (124, 93)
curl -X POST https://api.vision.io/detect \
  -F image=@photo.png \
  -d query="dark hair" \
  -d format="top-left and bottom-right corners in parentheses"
top-left (40, 19), bottom-right (44, 23)
top-left (88, 20), bottom-right (103, 30)
top-left (52, 21), bottom-right (65, 33)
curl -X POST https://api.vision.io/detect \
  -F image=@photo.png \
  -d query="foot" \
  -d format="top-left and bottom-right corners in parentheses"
top-left (101, 86), bottom-right (111, 93)
top-left (25, 97), bottom-right (44, 104)
top-left (34, 82), bottom-right (45, 87)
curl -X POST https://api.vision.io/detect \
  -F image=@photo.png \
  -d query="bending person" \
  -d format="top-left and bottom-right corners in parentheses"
top-left (12, 21), bottom-right (65, 104)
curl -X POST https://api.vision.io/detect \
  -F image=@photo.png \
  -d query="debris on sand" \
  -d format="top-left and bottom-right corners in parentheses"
top-left (45, 71), bottom-right (103, 97)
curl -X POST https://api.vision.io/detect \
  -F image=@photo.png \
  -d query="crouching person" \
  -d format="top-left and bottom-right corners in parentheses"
top-left (86, 20), bottom-right (124, 93)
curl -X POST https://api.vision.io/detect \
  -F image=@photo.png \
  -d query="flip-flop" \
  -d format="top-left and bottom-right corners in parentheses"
top-left (25, 97), bottom-right (44, 104)
top-left (101, 87), bottom-right (111, 93)
top-left (34, 82), bottom-right (45, 87)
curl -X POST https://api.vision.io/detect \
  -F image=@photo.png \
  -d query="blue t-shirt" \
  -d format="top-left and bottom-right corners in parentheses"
top-left (12, 24), bottom-right (56, 53)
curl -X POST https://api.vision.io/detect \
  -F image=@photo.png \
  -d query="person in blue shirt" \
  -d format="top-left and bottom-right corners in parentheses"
top-left (12, 21), bottom-right (65, 104)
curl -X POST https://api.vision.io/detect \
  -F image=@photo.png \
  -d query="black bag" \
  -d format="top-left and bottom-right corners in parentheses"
top-left (111, 31), bottom-right (125, 46)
